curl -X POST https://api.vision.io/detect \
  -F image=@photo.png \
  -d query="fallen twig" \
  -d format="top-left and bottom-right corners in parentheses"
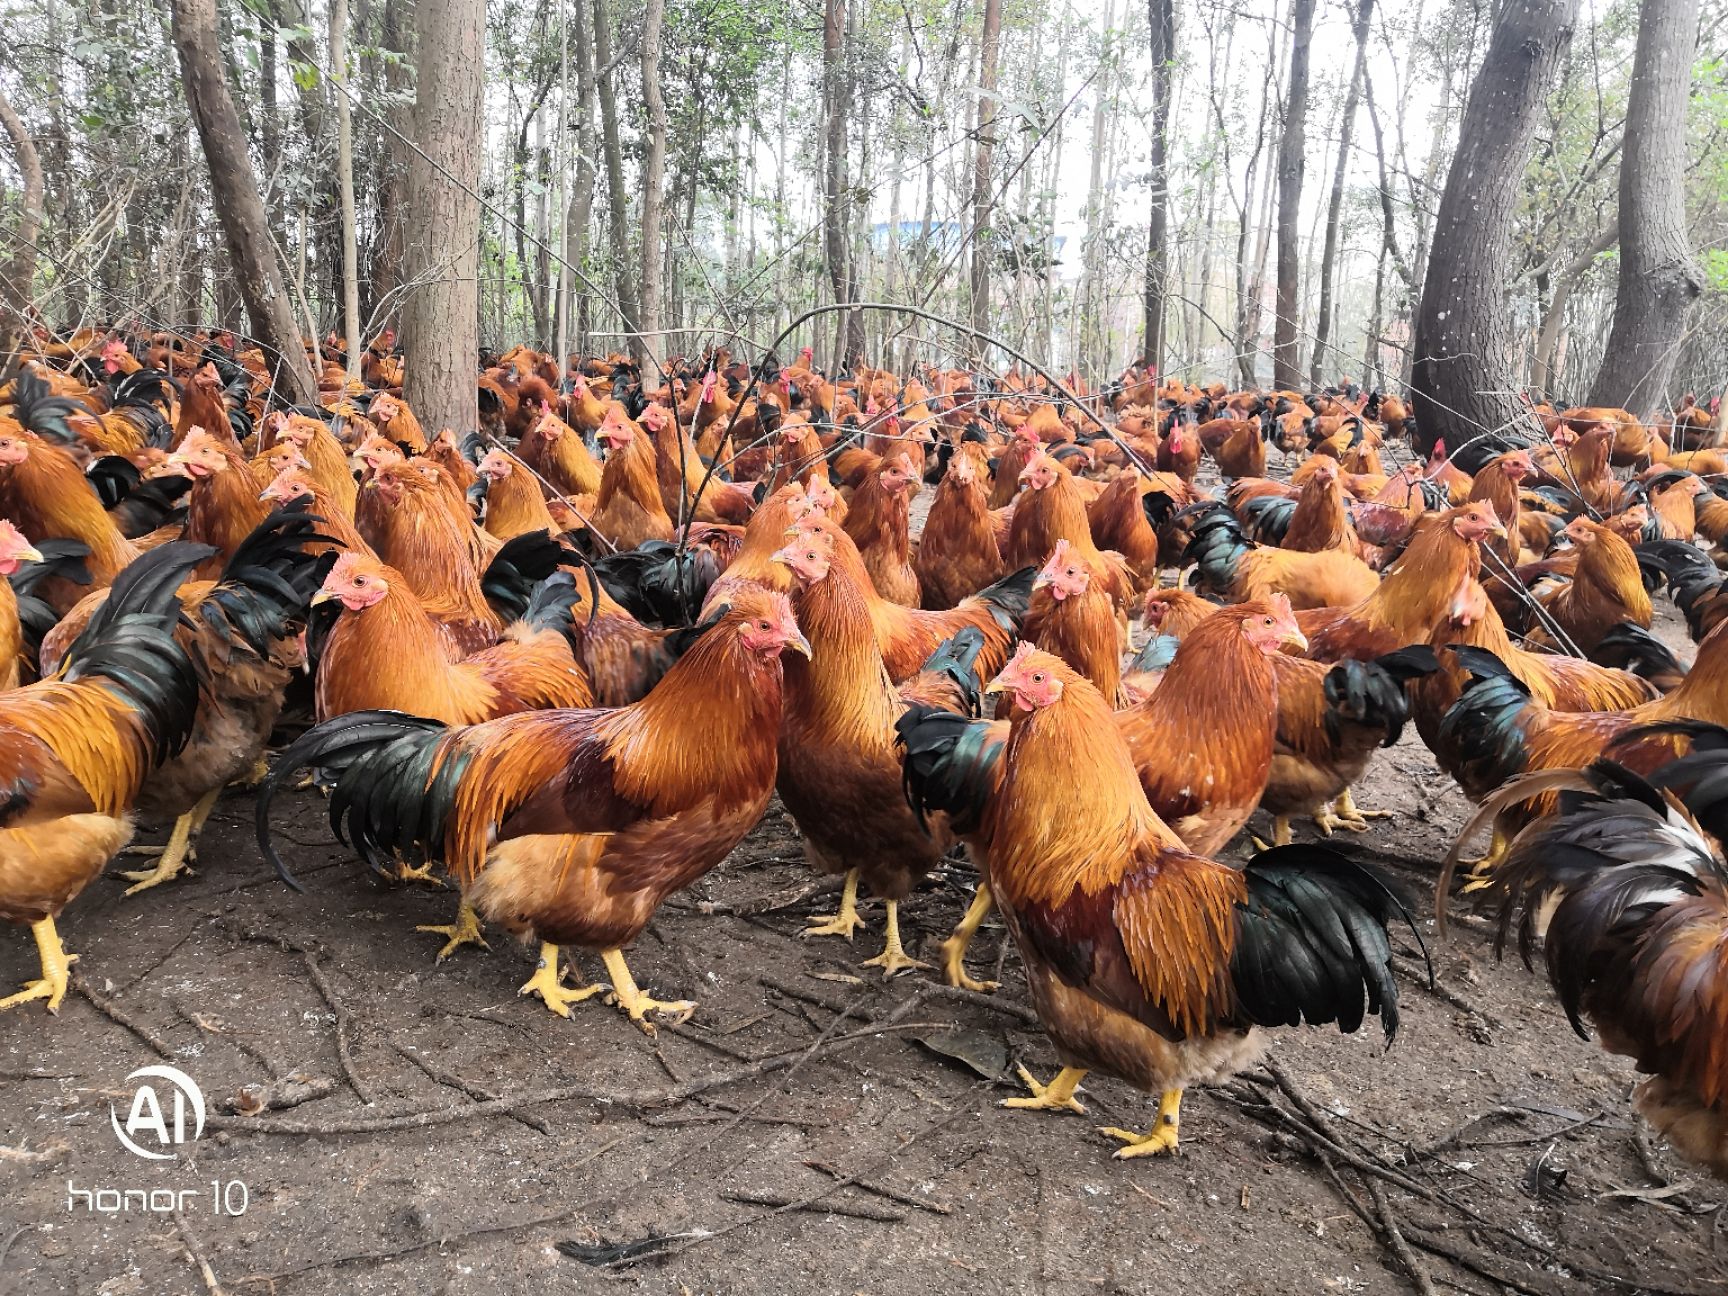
top-left (1365, 1176), bottom-right (1438, 1296)
top-left (804, 1159), bottom-right (954, 1215)
top-left (384, 1036), bottom-right (551, 1136)
top-left (207, 1020), bottom-right (956, 1137)
top-left (1392, 954), bottom-right (1499, 1027)
top-left (227, 1073), bottom-right (338, 1116)
top-left (73, 974), bottom-right (175, 1060)
top-left (302, 952), bottom-right (374, 1106)
top-left (174, 1208), bottom-right (225, 1295)
top-left (720, 1190), bottom-right (906, 1223)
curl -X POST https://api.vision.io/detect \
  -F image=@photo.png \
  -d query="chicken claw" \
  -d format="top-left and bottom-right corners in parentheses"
top-left (1001, 1065), bottom-right (1088, 1115)
top-left (861, 900), bottom-right (929, 977)
top-left (393, 858), bottom-right (447, 888)
top-left (802, 867), bottom-right (867, 940)
top-left (417, 902), bottom-right (491, 962)
top-left (518, 942), bottom-right (605, 1018)
top-left (1311, 806), bottom-right (1368, 836)
top-left (0, 918), bottom-right (78, 1014)
top-left (1099, 1088), bottom-right (1184, 1159)
top-left (1331, 788), bottom-right (1393, 828)
top-left (600, 948), bottom-right (694, 1034)
top-left (939, 885), bottom-right (1000, 993)
top-left (118, 791), bottom-right (220, 896)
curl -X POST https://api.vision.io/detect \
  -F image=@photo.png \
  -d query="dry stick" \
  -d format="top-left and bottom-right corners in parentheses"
top-left (174, 1209), bottom-right (225, 1296)
top-left (205, 1020), bottom-right (954, 1138)
top-left (1364, 1176), bottom-right (1438, 1296)
top-left (383, 1035), bottom-right (553, 1136)
top-left (616, 1094), bottom-right (983, 1268)
top-left (803, 1159), bottom-right (955, 1216)
top-left (1389, 954), bottom-right (1498, 1026)
top-left (235, 1201), bottom-right (601, 1287)
top-left (301, 952), bottom-right (374, 1106)
top-left (1399, 1226), bottom-right (1566, 1296)
top-left (719, 1191), bottom-right (906, 1223)
top-left (72, 974), bottom-right (175, 1060)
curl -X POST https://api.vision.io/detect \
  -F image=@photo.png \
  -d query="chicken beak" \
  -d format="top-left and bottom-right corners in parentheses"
top-left (1281, 627), bottom-right (1309, 653)
top-left (15, 544), bottom-right (43, 564)
top-left (310, 588), bottom-right (336, 606)
top-left (983, 679), bottom-right (1007, 696)
top-left (785, 631), bottom-right (813, 659)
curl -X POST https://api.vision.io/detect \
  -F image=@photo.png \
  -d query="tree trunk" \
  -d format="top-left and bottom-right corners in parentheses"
top-left (399, 0), bottom-right (483, 433)
top-left (591, 0), bottom-right (642, 359)
top-left (1532, 220), bottom-right (1617, 396)
top-left (561, 0), bottom-right (597, 363)
top-left (0, 85), bottom-right (44, 367)
top-left (1309, 0), bottom-right (1372, 387)
top-left (1142, 0), bottom-right (1175, 370)
top-left (331, 0), bottom-right (362, 383)
top-left (1271, 0), bottom-right (1315, 390)
top-left (367, 0), bottom-right (411, 321)
top-left (821, 0), bottom-right (854, 370)
top-left (1411, 0), bottom-right (1579, 455)
top-left (638, 0), bottom-right (667, 364)
top-left (172, 0), bottom-right (317, 405)
top-left (967, 0), bottom-right (1003, 343)
top-left (1586, 0), bottom-right (1704, 417)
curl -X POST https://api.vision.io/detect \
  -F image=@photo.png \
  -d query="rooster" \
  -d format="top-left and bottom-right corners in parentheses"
top-left (916, 451), bottom-right (1006, 610)
top-left (1442, 733), bottom-right (1728, 1178)
top-left (772, 524), bottom-right (992, 975)
top-left (1184, 504), bottom-right (1379, 611)
top-left (38, 509), bottom-right (331, 894)
top-left (0, 543), bottom-right (202, 1011)
top-left (842, 451), bottom-right (921, 606)
top-left (259, 588), bottom-right (809, 1029)
top-left (953, 645), bottom-right (1417, 1158)
top-left (1024, 540), bottom-right (1125, 704)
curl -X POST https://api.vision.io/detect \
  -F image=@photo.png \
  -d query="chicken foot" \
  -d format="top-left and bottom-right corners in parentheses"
top-left (1001, 1065), bottom-right (1088, 1115)
top-left (1316, 787), bottom-right (1393, 834)
top-left (393, 856), bottom-right (447, 887)
top-left (417, 902), bottom-right (491, 962)
top-left (802, 868), bottom-right (867, 940)
top-left (938, 884), bottom-right (999, 992)
top-left (518, 942), bottom-right (606, 1018)
top-left (600, 948), bottom-right (695, 1034)
top-left (0, 917), bottom-right (78, 1014)
top-left (1100, 1087), bottom-right (1183, 1159)
top-left (1250, 815), bottom-right (1295, 851)
top-left (862, 900), bottom-right (929, 977)
top-left (118, 788), bottom-right (221, 895)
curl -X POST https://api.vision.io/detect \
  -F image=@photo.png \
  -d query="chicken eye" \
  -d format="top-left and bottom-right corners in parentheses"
top-left (353, 576), bottom-right (367, 586)
top-left (1264, 617), bottom-right (1275, 627)
top-left (1031, 672), bottom-right (1045, 684)
top-left (758, 620), bottom-right (771, 631)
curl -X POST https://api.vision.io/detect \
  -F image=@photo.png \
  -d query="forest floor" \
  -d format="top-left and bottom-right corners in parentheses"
top-left (3, 476), bottom-right (1727, 1294)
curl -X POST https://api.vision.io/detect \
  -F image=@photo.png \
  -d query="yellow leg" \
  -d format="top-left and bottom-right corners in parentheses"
top-left (241, 756), bottom-right (271, 787)
top-left (416, 901), bottom-right (491, 962)
top-left (1460, 823), bottom-right (1513, 892)
top-left (938, 884), bottom-right (999, 992)
top-left (1100, 1087), bottom-right (1184, 1159)
top-left (518, 943), bottom-right (605, 1018)
top-left (0, 917), bottom-right (78, 1014)
top-left (802, 868), bottom-right (866, 940)
top-left (1002, 1064), bottom-right (1088, 1114)
top-left (1332, 788), bottom-right (1392, 827)
top-left (120, 789), bottom-right (221, 895)
top-left (862, 900), bottom-right (929, 977)
top-left (600, 948), bottom-right (695, 1035)
top-left (393, 857), bottom-right (446, 888)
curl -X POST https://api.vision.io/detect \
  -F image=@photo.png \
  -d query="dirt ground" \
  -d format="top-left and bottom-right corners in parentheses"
top-left (3, 503), bottom-right (1727, 1294)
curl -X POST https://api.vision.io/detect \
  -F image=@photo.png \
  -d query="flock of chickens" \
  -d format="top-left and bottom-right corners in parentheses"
top-left (0, 329), bottom-right (1726, 1177)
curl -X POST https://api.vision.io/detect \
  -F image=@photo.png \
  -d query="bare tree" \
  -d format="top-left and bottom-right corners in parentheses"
top-left (1411, 0), bottom-right (1580, 454)
top-left (1271, 0), bottom-right (1315, 389)
top-left (592, 0), bottom-right (643, 362)
top-left (639, 0), bottom-right (667, 363)
top-left (331, 0), bottom-right (362, 383)
top-left (0, 85), bottom-right (44, 366)
top-left (1310, 0), bottom-right (1373, 387)
top-left (171, 0), bottom-right (317, 404)
top-left (400, 0), bottom-right (484, 433)
top-left (1586, 0), bottom-right (1704, 416)
top-left (1142, 0), bottom-right (1175, 369)
top-left (968, 0), bottom-right (1004, 343)
top-left (822, 0), bottom-right (860, 368)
